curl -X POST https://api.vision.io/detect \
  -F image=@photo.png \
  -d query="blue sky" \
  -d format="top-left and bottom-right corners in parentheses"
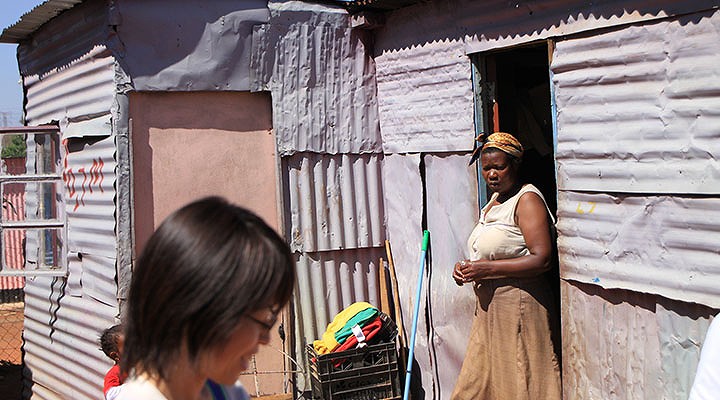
top-left (0, 1), bottom-right (45, 126)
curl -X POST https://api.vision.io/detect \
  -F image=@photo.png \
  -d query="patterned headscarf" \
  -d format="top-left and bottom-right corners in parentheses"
top-left (469, 132), bottom-right (524, 164)
top-left (481, 132), bottom-right (524, 158)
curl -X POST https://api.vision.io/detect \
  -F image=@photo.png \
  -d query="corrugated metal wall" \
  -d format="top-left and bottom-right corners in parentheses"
top-left (18, 4), bottom-right (120, 398)
top-left (550, 6), bottom-right (720, 399)
top-left (374, 34), bottom-right (474, 153)
top-left (252, 2), bottom-right (387, 392)
top-left (373, 3), bottom-right (480, 398)
top-left (561, 280), bottom-right (716, 400)
top-left (460, 0), bottom-right (720, 53)
top-left (284, 153), bottom-right (385, 253)
top-left (552, 8), bottom-right (720, 306)
top-left (251, 9), bottom-right (382, 156)
top-left (24, 46), bottom-right (114, 127)
top-left (113, 0), bottom-right (269, 92)
top-left (372, 0), bottom-right (720, 399)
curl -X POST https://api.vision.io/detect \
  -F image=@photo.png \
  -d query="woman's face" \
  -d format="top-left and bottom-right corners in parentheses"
top-left (480, 150), bottom-right (519, 196)
top-left (200, 308), bottom-right (277, 385)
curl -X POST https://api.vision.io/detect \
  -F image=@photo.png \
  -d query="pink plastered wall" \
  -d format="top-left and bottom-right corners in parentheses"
top-left (129, 91), bottom-right (278, 251)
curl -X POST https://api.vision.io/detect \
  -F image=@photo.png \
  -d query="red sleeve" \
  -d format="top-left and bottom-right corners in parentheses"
top-left (103, 365), bottom-right (122, 395)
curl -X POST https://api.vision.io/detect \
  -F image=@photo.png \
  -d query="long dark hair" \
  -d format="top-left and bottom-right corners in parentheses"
top-left (122, 196), bottom-right (295, 380)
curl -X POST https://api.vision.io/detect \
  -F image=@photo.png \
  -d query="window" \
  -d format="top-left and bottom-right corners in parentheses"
top-left (0, 126), bottom-right (66, 276)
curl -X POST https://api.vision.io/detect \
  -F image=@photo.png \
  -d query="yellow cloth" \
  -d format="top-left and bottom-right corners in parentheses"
top-left (313, 302), bottom-right (374, 354)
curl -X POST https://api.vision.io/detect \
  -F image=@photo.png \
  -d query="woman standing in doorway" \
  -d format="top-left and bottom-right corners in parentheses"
top-left (451, 132), bottom-right (561, 400)
top-left (117, 196), bottom-right (295, 400)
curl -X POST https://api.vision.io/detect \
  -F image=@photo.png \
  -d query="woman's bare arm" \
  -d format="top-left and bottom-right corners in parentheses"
top-left (456, 192), bottom-right (553, 282)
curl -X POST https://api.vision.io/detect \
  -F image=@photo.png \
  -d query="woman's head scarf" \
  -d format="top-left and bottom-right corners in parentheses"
top-left (469, 132), bottom-right (524, 164)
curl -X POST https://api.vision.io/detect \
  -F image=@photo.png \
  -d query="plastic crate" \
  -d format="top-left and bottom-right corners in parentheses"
top-left (308, 340), bottom-right (401, 400)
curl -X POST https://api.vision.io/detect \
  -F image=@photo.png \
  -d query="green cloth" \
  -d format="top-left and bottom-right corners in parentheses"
top-left (334, 308), bottom-right (379, 344)
top-left (313, 302), bottom-right (375, 354)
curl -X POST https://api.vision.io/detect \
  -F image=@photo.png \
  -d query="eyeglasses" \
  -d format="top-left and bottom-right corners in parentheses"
top-left (246, 313), bottom-right (277, 331)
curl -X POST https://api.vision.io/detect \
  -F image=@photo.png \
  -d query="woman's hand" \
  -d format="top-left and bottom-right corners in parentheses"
top-left (454, 259), bottom-right (493, 284)
top-left (453, 261), bottom-right (466, 285)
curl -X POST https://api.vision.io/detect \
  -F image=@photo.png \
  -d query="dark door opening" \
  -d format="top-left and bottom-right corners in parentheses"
top-left (472, 43), bottom-right (557, 215)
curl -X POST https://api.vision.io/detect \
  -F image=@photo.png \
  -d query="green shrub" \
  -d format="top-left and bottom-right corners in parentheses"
top-left (1, 135), bottom-right (27, 159)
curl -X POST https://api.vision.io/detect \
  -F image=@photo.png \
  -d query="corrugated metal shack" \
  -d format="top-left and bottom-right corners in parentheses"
top-left (2, 0), bottom-right (720, 399)
top-left (1, 0), bottom-right (287, 398)
top-left (325, 0), bottom-right (720, 399)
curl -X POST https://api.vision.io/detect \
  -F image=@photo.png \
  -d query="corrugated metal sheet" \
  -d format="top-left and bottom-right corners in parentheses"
top-left (15, 0), bottom-right (108, 78)
top-left (23, 275), bottom-right (117, 399)
top-left (14, 9), bottom-right (120, 396)
top-left (294, 248), bottom-right (384, 343)
top-left (381, 153), bottom-right (432, 394)
top-left (552, 8), bottom-right (720, 194)
top-left (63, 133), bottom-right (117, 258)
top-left (460, 0), bottom-right (720, 53)
top-left (115, 0), bottom-right (268, 92)
top-left (333, 0), bottom-right (424, 12)
top-left (424, 153), bottom-right (478, 399)
top-left (560, 280), bottom-right (715, 400)
top-left (373, 37), bottom-right (475, 154)
top-left (557, 190), bottom-right (720, 308)
top-left (283, 152), bottom-right (385, 253)
top-left (24, 45), bottom-right (115, 127)
top-left (0, 0), bottom-right (85, 43)
top-left (251, 7), bottom-right (382, 155)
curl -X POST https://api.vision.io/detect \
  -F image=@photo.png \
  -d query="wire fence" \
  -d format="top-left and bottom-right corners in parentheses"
top-left (0, 292), bottom-right (23, 400)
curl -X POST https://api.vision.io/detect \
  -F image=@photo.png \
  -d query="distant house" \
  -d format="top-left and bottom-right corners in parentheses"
top-left (1, 0), bottom-right (719, 399)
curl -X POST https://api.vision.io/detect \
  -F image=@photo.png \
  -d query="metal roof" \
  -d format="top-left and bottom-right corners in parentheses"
top-left (0, 0), bottom-right (84, 44)
top-left (332, 0), bottom-right (424, 12)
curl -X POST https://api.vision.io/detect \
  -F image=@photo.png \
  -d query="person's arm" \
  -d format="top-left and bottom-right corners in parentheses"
top-left (455, 192), bottom-right (552, 282)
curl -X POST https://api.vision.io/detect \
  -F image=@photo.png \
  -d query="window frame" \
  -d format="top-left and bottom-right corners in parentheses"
top-left (0, 125), bottom-right (67, 277)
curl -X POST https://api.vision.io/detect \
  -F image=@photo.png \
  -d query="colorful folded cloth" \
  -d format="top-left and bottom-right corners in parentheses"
top-left (333, 308), bottom-right (379, 344)
top-left (334, 316), bottom-right (383, 353)
top-left (313, 302), bottom-right (375, 354)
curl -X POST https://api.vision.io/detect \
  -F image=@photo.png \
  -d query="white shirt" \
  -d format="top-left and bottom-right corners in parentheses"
top-left (689, 316), bottom-right (720, 400)
top-left (114, 376), bottom-right (250, 400)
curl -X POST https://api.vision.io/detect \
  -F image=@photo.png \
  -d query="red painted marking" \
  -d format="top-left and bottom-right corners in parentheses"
top-left (64, 156), bottom-right (106, 211)
top-left (66, 169), bottom-right (76, 198)
top-left (79, 167), bottom-right (87, 208)
top-left (98, 158), bottom-right (104, 192)
top-left (89, 160), bottom-right (97, 193)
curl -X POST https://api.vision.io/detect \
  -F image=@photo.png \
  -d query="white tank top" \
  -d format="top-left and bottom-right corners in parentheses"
top-left (467, 184), bottom-right (554, 261)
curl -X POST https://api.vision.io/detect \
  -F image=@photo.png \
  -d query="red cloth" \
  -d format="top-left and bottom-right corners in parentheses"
top-left (103, 364), bottom-right (122, 395)
top-left (334, 316), bottom-right (383, 352)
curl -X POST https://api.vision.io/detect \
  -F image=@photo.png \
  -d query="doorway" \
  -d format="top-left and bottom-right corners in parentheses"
top-left (471, 42), bottom-right (562, 362)
top-left (471, 43), bottom-right (557, 214)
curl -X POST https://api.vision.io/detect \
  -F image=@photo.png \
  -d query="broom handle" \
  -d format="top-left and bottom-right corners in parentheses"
top-left (402, 230), bottom-right (430, 400)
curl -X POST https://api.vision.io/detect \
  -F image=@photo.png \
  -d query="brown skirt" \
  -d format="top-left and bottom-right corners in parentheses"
top-left (450, 277), bottom-right (562, 400)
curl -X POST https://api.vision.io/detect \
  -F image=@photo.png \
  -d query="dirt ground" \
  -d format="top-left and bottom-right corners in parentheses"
top-left (0, 302), bottom-right (23, 400)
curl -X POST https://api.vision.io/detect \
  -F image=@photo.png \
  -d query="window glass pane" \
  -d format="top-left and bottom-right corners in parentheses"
top-left (4, 227), bottom-right (64, 271)
top-left (2, 228), bottom-right (25, 273)
top-left (27, 133), bottom-right (60, 176)
top-left (2, 181), bottom-right (62, 222)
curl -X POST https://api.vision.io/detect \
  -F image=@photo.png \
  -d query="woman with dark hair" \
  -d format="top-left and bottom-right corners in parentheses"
top-left (117, 196), bottom-right (295, 400)
top-left (450, 133), bottom-right (561, 400)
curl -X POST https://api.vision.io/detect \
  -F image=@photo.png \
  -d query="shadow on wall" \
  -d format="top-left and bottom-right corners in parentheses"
top-left (372, 0), bottom-right (717, 53)
top-left (566, 279), bottom-right (717, 323)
